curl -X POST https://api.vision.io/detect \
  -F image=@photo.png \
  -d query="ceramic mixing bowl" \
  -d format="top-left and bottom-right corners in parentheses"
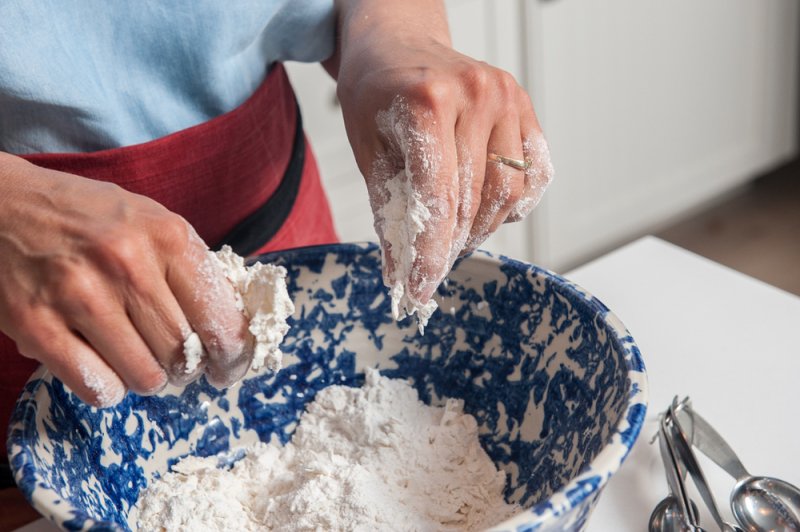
top-left (7, 243), bottom-right (647, 531)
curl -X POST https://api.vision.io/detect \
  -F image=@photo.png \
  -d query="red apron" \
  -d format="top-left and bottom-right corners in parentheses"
top-left (0, 64), bottom-right (338, 460)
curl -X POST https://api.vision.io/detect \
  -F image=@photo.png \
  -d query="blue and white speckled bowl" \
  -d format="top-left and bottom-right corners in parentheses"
top-left (7, 243), bottom-right (646, 532)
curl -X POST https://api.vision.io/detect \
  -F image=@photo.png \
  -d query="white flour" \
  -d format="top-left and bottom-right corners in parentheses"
top-left (373, 99), bottom-right (443, 332)
top-left (510, 134), bottom-right (554, 220)
top-left (183, 246), bottom-right (294, 373)
top-left (181, 332), bottom-right (203, 374)
top-left (132, 369), bottom-right (518, 531)
top-left (379, 170), bottom-right (438, 331)
top-left (77, 364), bottom-right (123, 408)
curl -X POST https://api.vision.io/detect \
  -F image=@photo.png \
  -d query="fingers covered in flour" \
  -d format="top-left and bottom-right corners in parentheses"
top-left (463, 116), bottom-right (525, 254)
top-left (340, 38), bottom-right (554, 330)
top-left (370, 97), bottom-right (460, 319)
top-left (167, 230), bottom-right (250, 389)
top-left (405, 127), bottom-right (459, 305)
top-left (12, 309), bottom-right (126, 407)
top-left (505, 91), bottom-right (554, 223)
top-left (125, 267), bottom-right (203, 387)
top-left (59, 284), bottom-right (168, 396)
top-left (447, 120), bottom-right (485, 266)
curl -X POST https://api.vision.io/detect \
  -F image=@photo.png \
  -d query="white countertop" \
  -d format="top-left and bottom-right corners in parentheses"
top-left (568, 236), bottom-right (800, 531)
top-left (16, 236), bottom-right (800, 531)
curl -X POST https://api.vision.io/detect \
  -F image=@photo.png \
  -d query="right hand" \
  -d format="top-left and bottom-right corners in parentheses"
top-left (0, 154), bottom-right (251, 407)
top-left (334, 10), bottom-right (553, 314)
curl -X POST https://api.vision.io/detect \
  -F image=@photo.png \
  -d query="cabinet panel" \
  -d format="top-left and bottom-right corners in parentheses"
top-left (528, 0), bottom-right (799, 269)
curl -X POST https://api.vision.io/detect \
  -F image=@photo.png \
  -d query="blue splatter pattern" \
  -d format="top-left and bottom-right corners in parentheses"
top-left (7, 243), bottom-right (647, 532)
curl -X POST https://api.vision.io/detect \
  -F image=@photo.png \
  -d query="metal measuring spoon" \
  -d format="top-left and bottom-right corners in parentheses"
top-left (650, 497), bottom-right (702, 532)
top-left (667, 399), bottom-right (744, 532)
top-left (676, 406), bottom-right (800, 532)
top-left (649, 416), bottom-right (704, 532)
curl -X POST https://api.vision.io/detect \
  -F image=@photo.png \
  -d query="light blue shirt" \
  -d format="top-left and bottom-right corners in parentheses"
top-left (0, 1), bottom-right (335, 154)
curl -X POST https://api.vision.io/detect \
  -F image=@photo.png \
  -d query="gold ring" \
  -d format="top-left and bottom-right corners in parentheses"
top-left (488, 153), bottom-right (531, 171)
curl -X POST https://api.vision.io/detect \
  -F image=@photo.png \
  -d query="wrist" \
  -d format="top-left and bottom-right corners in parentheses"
top-left (334, 0), bottom-right (452, 80)
top-left (337, 0), bottom-right (451, 47)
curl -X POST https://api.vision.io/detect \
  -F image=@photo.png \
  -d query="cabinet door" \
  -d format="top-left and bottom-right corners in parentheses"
top-left (526, 0), bottom-right (799, 269)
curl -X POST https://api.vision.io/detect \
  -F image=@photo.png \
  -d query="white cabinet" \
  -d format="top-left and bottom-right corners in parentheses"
top-left (287, 0), bottom-right (799, 271)
top-left (526, 0), bottom-right (799, 269)
top-left (283, 62), bottom-right (368, 242)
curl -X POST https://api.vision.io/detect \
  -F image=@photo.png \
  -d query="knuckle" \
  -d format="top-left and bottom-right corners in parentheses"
top-left (57, 269), bottom-right (98, 306)
top-left (494, 71), bottom-right (520, 112)
top-left (156, 214), bottom-right (190, 252)
top-left (60, 281), bottom-right (109, 319)
top-left (72, 296), bottom-right (107, 320)
top-left (461, 63), bottom-right (491, 95)
top-left (496, 70), bottom-right (519, 95)
top-left (409, 78), bottom-right (453, 109)
top-left (98, 233), bottom-right (142, 274)
top-left (79, 228), bottom-right (147, 286)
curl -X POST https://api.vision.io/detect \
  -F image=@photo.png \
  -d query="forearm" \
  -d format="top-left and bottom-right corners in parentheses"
top-left (0, 150), bottom-right (31, 182)
top-left (323, 0), bottom-right (451, 80)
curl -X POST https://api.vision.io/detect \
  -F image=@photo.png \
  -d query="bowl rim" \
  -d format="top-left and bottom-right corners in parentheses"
top-left (7, 242), bottom-right (648, 531)
top-left (466, 249), bottom-right (648, 529)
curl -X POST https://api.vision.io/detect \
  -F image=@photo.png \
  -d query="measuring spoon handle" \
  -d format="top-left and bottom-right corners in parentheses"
top-left (668, 412), bottom-right (740, 531)
top-left (677, 407), bottom-right (749, 481)
top-left (658, 423), bottom-right (699, 527)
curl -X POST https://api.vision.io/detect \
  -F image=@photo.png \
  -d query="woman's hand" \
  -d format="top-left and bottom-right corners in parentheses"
top-left (331, 0), bottom-right (553, 316)
top-left (0, 154), bottom-right (251, 406)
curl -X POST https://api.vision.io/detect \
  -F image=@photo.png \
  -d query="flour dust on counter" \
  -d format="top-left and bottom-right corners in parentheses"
top-left (130, 369), bottom-right (518, 531)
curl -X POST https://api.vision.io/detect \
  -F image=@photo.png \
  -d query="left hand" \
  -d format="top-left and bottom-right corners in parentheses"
top-left (333, 7), bottom-right (553, 312)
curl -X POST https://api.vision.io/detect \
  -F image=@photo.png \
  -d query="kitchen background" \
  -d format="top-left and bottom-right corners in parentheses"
top-left (2, 2), bottom-right (798, 529)
top-left (287, 0), bottom-right (799, 294)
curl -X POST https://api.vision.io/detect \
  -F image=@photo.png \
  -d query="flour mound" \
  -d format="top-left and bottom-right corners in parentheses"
top-left (132, 370), bottom-right (518, 531)
top-left (207, 245), bottom-right (294, 372)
